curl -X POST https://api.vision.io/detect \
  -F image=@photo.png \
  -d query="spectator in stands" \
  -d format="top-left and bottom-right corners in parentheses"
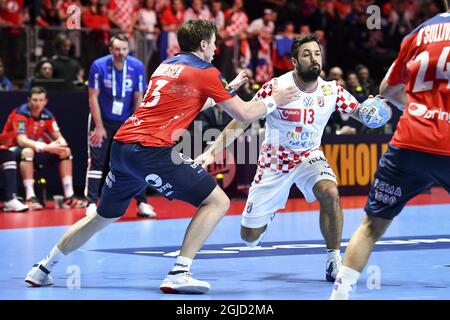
top-left (82, 0), bottom-right (110, 69)
top-left (248, 8), bottom-right (275, 83)
top-left (298, 24), bottom-right (311, 36)
top-left (272, 21), bottom-right (295, 76)
top-left (184, 0), bottom-right (210, 21)
top-left (40, 0), bottom-right (60, 26)
top-left (210, 0), bottom-right (224, 31)
top-left (160, 0), bottom-right (185, 32)
top-left (355, 64), bottom-right (378, 96)
top-left (345, 71), bottom-right (366, 102)
top-left (0, 57), bottom-right (13, 91)
top-left (328, 66), bottom-right (345, 87)
top-left (25, 0), bottom-right (48, 26)
top-left (218, 0), bottom-right (248, 81)
top-left (50, 33), bottom-right (83, 89)
top-left (107, 0), bottom-right (139, 35)
top-left (1, 86), bottom-right (86, 210)
top-left (136, 0), bottom-right (158, 73)
top-left (23, 59), bottom-right (55, 91)
top-left (57, 0), bottom-right (83, 57)
top-left (0, 0), bottom-right (26, 80)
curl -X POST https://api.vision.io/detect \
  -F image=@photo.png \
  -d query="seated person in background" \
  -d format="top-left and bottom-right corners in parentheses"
top-left (0, 134), bottom-right (29, 212)
top-left (23, 59), bottom-right (55, 91)
top-left (0, 58), bottom-right (13, 91)
top-left (1, 86), bottom-right (86, 210)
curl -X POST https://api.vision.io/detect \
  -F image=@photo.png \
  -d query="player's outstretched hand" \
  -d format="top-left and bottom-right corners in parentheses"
top-left (195, 150), bottom-right (215, 169)
top-left (271, 78), bottom-right (299, 107)
top-left (229, 69), bottom-right (249, 91)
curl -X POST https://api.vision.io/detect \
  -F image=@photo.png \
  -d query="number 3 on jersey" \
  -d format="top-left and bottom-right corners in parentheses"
top-left (143, 79), bottom-right (169, 107)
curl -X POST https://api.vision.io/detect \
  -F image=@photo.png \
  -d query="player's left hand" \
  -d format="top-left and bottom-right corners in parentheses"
top-left (229, 69), bottom-right (249, 91)
top-left (195, 150), bottom-right (215, 169)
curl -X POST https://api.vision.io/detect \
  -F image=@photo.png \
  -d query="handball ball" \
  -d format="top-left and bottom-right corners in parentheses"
top-left (358, 98), bottom-right (392, 128)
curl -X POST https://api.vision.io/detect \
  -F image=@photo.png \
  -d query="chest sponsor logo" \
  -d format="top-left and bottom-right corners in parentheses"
top-left (303, 96), bottom-right (314, 108)
top-left (278, 108), bottom-right (301, 122)
top-left (321, 85), bottom-right (332, 96)
top-left (317, 96), bottom-right (324, 108)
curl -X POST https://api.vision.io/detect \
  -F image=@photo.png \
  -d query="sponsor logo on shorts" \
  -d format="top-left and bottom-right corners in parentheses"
top-left (320, 171), bottom-right (336, 178)
top-left (145, 174), bottom-right (163, 187)
top-left (308, 156), bottom-right (326, 165)
top-left (246, 202), bottom-right (253, 213)
top-left (105, 171), bottom-right (116, 188)
top-left (373, 178), bottom-right (402, 205)
top-left (145, 173), bottom-right (173, 193)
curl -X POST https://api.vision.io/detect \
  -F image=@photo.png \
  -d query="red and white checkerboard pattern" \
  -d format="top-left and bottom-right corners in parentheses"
top-left (254, 82), bottom-right (273, 101)
top-left (224, 11), bottom-right (249, 46)
top-left (254, 145), bottom-right (320, 182)
top-left (335, 84), bottom-right (359, 114)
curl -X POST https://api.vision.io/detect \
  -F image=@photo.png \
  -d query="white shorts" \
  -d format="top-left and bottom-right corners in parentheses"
top-left (241, 150), bottom-right (337, 228)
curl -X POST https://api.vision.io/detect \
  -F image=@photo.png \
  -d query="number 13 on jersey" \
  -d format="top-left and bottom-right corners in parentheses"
top-left (142, 79), bottom-right (169, 107)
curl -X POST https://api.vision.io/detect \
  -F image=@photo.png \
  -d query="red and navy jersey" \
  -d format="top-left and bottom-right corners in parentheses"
top-left (1, 103), bottom-right (60, 147)
top-left (114, 53), bottom-right (236, 147)
top-left (387, 13), bottom-right (450, 156)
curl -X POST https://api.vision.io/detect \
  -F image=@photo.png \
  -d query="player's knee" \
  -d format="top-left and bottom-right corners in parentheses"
top-left (21, 147), bottom-right (35, 160)
top-left (59, 148), bottom-right (72, 160)
top-left (315, 183), bottom-right (340, 203)
top-left (361, 216), bottom-right (386, 241)
top-left (240, 225), bottom-right (264, 243)
top-left (208, 187), bottom-right (230, 214)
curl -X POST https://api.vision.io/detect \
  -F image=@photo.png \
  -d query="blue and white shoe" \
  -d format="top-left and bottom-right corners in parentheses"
top-left (244, 212), bottom-right (276, 247)
top-left (326, 255), bottom-right (342, 282)
top-left (25, 263), bottom-right (54, 287)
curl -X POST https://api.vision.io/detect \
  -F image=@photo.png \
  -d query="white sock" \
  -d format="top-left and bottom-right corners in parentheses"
top-left (330, 265), bottom-right (360, 300)
top-left (62, 176), bottom-right (74, 198)
top-left (170, 256), bottom-right (192, 273)
top-left (40, 246), bottom-right (65, 271)
top-left (327, 249), bottom-right (341, 260)
top-left (23, 179), bottom-right (36, 199)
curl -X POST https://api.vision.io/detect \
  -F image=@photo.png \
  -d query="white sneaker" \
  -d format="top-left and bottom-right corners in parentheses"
top-left (137, 202), bottom-right (157, 218)
top-left (85, 203), bottom-right (97, 216)
top-left (160, 272), bottom-right (210, 294)
top-left (25, 263), bottom-right (54, 287)
top-left (326, 254), bottom-right (342, 282)
top-left (3, 198), bottom-right (29, 212)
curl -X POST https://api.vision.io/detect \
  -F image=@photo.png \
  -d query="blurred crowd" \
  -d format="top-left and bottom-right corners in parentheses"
top-left (0, 0), bottom-right (445, 134)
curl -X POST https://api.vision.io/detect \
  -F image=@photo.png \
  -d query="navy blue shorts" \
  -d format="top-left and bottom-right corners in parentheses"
top-left (365, 145), bottom-right (450, 220)
top-left (97, 141), bottom-right (217, 218)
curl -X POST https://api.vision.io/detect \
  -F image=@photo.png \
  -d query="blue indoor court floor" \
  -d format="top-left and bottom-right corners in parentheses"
top-left (1, 200), bottom-right (450, 300)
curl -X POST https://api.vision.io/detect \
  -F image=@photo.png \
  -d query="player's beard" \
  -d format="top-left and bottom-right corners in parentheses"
top-left (297, 63), bottom-right (321, 82)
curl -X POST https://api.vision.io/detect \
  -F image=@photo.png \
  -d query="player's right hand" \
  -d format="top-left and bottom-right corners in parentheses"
top-left (271, 78), bottom-right (299, 107)
top-left (89, 127), bottom-right (107, 147)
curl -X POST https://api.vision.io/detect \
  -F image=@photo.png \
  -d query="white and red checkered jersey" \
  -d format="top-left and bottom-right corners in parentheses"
top-left (253, 71), bottom-right (359, 173)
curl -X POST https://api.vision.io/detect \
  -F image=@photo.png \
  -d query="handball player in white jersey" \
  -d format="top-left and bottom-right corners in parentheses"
top-left (197, 33), bottom-right (390, 282)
